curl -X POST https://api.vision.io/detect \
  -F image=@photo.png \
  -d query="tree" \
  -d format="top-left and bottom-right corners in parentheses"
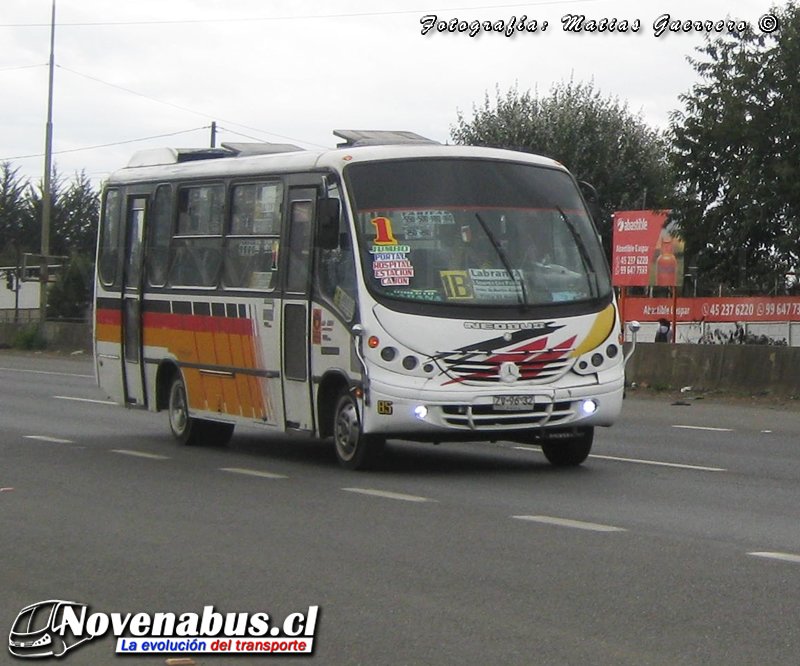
top-left (0, 164), bottom-right (100, 321)
top-left (0, 162), bottom-right (36, 265)
top-left (52, 170), bottom-right (99, 258)
top-left (27, 169), bottom-right (99, 320)
top-left (451, 80), bottom-right (674, 252)
top-left (669, 3), bottom-right (800, 294)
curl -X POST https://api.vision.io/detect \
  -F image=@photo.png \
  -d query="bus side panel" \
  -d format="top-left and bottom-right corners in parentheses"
top-left (141, 301), bottom-right (281, 425)
top-left (95, 303), bottom-right (125, 405)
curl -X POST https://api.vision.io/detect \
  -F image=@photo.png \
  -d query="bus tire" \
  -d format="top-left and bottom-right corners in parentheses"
top-left (167, 376), bottom-right (234, 446)
top-left (332, 390), bottom-right (385, 470)
top-left (540, 427), bottom-right (594, 467)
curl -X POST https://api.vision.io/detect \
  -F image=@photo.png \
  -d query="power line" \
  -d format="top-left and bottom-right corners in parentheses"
top-left (0, 63), bottom-right (47, 72)
top-left (57, 65), bottom-right (328, 149)
top-left (1, 1), bottom-right (601, 27)
top-left (1, 126), bottom-right (210, 162)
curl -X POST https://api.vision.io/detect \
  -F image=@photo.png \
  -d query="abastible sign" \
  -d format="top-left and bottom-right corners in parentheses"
top-left (612, 210), bottom-right (683, 288)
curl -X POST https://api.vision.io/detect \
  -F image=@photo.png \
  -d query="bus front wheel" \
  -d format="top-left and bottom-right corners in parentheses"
top-left (168, 376), bottom-right (234, 446)
top-left (332, 390), bottom-right (385, 470)
top-left (540, 427), bottom-right (594, 467)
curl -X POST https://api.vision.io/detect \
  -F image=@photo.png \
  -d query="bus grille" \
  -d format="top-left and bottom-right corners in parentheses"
top-left (440, 400), bottom-right (575, 429)
top-left (441, 354), bottom-right (573, 384)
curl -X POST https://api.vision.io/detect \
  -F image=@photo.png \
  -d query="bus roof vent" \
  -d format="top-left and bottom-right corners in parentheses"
top-left (126, 142), bottom-right (305, 168)
top-left (333, 130), bottom-right (439, 148)
top-left (221, 142), bottom-right (304, 156)
top-left (126, 147), bottom-right (230, 168)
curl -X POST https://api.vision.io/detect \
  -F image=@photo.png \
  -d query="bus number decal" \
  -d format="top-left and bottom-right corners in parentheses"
top-left (376, 400), bottom-right (394, 415)
top-left (370, 216), bottom-right (399, 245)
top-left (440, 271), bottom-right (474, 300)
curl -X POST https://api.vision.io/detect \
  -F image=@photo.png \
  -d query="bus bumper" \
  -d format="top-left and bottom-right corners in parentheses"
top-left (362, 374), bottom-right (624, 438)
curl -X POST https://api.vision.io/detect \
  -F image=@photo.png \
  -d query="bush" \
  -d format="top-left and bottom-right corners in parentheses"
top-left (13, 325), bottom-right (46, 350)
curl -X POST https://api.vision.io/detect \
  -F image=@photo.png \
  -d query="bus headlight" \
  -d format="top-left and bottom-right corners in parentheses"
top-left (413, 405), bottom-right (428, 420)
top-left (581, 399), bottom-right (598, 415)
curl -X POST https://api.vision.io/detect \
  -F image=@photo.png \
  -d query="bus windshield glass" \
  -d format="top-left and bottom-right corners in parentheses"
top-left (345, 158), bottom-right (611, 308)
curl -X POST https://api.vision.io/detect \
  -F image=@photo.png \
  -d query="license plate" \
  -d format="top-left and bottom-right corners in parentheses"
top-left (493, 395), bottom-right (535, 411)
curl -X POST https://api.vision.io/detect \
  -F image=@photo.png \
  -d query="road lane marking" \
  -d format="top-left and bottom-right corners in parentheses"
top-left (672, 425), bottom-right (733, 432)
top-left (748, 551), bottom-right (800, 564)
top-left (54, 395), bottom-right (117, 405)
top-left (342, 487), bottom-right (433, 503)
top-left (0, 366), bottom-right (93, 379)
top-left (513, 515), bottom-right (627, 532)
top-left (589, 454), bottom-right (726, 472)
top-left (220, 467), bottom-right (287, 480)
top-left (24, 435), bottom-right (74, 444)
top-left (513, 447), bottom-right (726, 472)
top-left (111, 449), bottom-right (169, 460)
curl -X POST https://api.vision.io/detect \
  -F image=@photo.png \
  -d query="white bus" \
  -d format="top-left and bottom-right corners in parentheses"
top-left (94, 130), bottom-right (624, 469)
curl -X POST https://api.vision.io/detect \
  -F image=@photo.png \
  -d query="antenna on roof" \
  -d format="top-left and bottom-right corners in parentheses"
top-left (333, 130), bottom-right (439, 148)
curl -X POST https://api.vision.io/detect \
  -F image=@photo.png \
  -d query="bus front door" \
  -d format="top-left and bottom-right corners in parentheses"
top-left (120, 195), bottom-right (147, 407)
top-left (280, 187), bottom-right (316, 432)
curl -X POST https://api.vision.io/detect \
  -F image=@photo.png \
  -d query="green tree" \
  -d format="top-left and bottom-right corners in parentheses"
top-left (52, 170), bottom-right (99, 258)
top-left (26, 168), bottom-right (99, 320)
top-left (47, 254), bottom-right (94, 320)
top-left (669, 3), bottom-right (800, 294)
top-left (0, 161), bottom-right (36, 265)
top-left (451, 80), bottom-right (674, 252)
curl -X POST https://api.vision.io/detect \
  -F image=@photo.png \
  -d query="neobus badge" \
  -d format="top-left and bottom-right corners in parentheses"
top-left (463, 321), bottom-right (548, 330)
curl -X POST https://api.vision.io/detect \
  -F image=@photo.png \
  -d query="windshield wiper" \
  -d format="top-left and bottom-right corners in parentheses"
top-left (474, 213), bottom-right (529, 308)
top-left (555, 206), bottom-right (599, 298)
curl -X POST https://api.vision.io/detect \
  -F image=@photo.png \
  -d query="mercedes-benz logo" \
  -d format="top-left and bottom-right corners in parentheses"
top-left (499, 361), bottom-right (521, 383)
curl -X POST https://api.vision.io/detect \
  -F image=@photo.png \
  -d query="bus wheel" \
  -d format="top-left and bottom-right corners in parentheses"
top-left (540, 427), bottom-right (594, 467)
top-left (332, 390), bottom-right (385, 470)
top-left (167, 376), bottom-right (234, 446)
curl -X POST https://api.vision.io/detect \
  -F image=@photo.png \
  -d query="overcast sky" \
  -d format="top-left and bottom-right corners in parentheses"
top-left (0, 0), bottom-right (779, 187)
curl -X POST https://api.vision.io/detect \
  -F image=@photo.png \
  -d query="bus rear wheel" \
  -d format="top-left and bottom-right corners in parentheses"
top-left (332, 390), bottom-right (385, 470)
top-left (540, 427), bottom-right (594, 467)
top-left (168, 376), bottom-right (234, 447)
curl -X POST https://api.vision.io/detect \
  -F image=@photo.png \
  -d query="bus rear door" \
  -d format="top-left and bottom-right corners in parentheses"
top-left (120, 194), bottom-right (147, 407)
top-left (281, 187), bottom-right (316, 431)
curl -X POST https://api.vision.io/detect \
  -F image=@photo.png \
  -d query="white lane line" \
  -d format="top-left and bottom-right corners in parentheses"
top-left (513, 515), bottom-right (627, 532)
top-left (748, 551), bottom-right (800, 564)
top-left (54, 395), bottom-right (117, 406)
top-left (342, 487), bottom-right (433, 503)
top-left (513, 446), bottom-right (726, 472)
top-left (24, 435), bottom-right (74, 444)
top-left (0, 366), bottom-right (93, 379)
top-left (590, 454), bottom-right (726, 472)
top-left (111, 449), bottom-right (169, 460)
top-left (672, 425), bottom-right (733, 432)
top-left (220, 467), bottom-right (287, 480)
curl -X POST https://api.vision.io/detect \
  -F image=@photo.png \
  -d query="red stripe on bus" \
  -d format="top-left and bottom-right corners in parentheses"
top-left (96, 308), bottom-right (121, 326)
top-left (142, 311), bottom-right (253, 336)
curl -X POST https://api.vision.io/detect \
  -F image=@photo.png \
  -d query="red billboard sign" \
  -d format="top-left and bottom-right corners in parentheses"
top-left (624, 297), bottom-right (800, 322)
top-left (612, 210), bottom-right (682, 287)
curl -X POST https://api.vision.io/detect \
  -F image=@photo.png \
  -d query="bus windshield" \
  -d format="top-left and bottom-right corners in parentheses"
top-left (345, 158), bottom-right (611, 308)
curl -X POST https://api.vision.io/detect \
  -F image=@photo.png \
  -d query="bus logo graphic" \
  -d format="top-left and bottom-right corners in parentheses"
top-left (8, 600), bottom-right (92, 658)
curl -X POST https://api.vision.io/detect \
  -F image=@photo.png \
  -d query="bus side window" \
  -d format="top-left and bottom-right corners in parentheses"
top-left (98, 189), bottom-right (121, 287)
top-left (319, 224), bottom-right (357, 321)
top-left (223, 182), bottom-right (282, 291)
top-left (169, 184), bottom-right (224, 287)
top-left (147, 184), bottom-right (172, 287)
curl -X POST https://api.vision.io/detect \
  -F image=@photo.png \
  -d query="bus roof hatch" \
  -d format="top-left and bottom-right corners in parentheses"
top-left (333, 130), bottom-right (439, 148)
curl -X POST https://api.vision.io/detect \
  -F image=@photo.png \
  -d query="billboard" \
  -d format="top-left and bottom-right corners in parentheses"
top-left (612, 210), bottom-right (683, 288)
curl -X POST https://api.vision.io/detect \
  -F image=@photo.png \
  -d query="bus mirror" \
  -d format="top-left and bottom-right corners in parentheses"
top-left (578, 181), bottom-right (600, 224)
top-left (317, 198), bottom-right (340, 250)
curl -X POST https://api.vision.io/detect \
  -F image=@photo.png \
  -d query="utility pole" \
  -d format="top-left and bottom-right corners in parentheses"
top-left (210, 121), bottom-right (217, 148)
top-left (40, 0), bottom-right (56, 324)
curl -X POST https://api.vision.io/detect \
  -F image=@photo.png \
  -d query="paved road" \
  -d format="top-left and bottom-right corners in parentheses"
top-left (2, 351), bottom-right (800, 665)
